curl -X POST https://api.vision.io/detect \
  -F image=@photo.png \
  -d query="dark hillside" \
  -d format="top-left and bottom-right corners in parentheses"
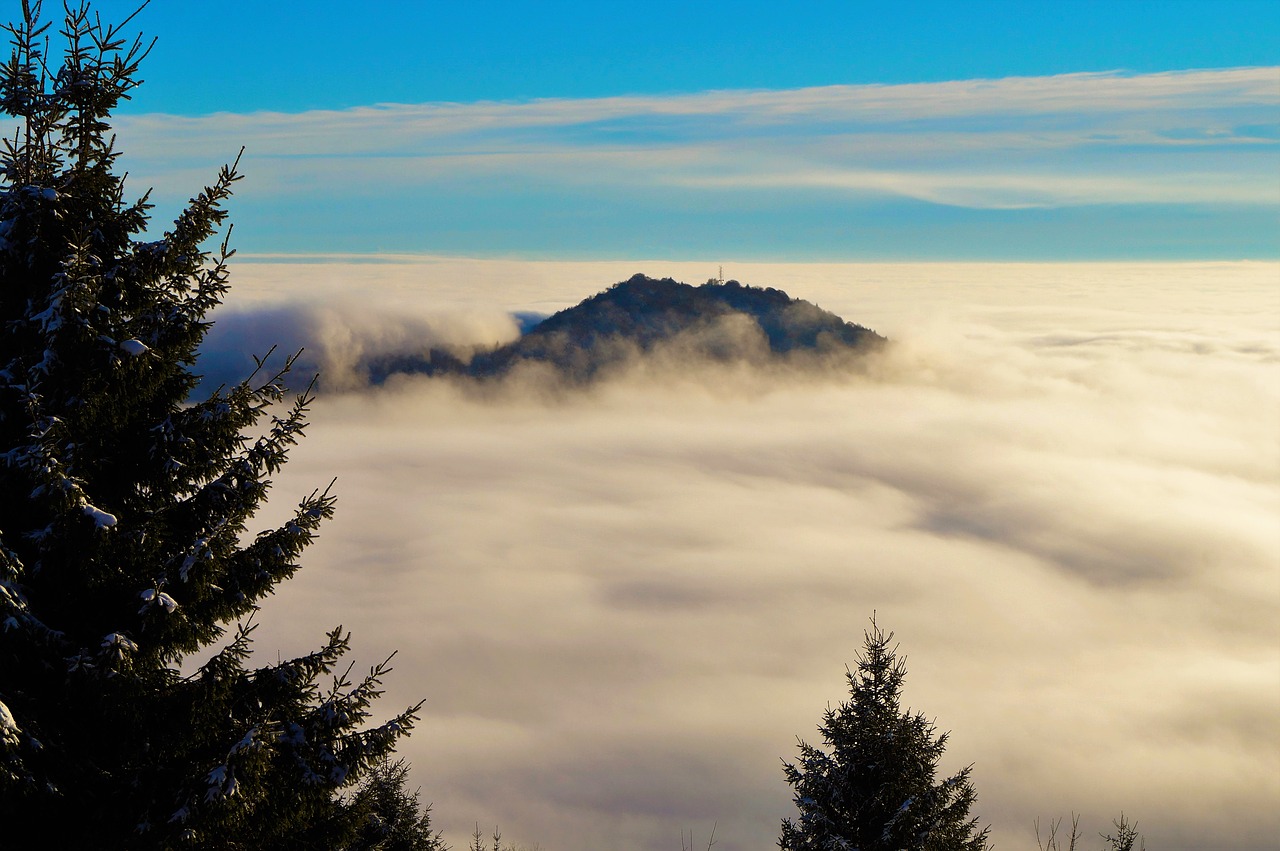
top-left (375, 274), bottom-right (886, 383)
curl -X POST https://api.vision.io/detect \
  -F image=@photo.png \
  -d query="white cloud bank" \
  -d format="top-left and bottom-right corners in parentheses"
top-left (113, 68), bottom-right (1280, 212)
top-left (214, 259), bottom-right (1279, 851)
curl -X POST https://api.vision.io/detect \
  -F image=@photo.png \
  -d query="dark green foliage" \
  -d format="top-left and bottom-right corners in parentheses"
top-left (779, 619), bottom-right (989, 851)
top-left (345, 757), bottom-right (446, 851)
top-left (0, 3), bottom-right (420, 847)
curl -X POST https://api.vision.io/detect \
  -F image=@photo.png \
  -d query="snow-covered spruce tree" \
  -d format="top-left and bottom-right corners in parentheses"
top-left (779, 619), bottom-right (989, 851)
top-left (0, 3), bottom-right (422, 847)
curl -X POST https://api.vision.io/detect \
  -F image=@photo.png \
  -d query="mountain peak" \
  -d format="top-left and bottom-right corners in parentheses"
top-left (377, 275), bottom-right (886, 384)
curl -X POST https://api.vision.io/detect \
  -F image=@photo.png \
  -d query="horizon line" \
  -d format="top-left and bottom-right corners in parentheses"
top-left (232, 252), bottom-right (1280, 266)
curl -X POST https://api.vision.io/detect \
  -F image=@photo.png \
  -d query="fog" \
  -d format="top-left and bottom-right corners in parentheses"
top-left (212, 260), bottom-right (1278, 851)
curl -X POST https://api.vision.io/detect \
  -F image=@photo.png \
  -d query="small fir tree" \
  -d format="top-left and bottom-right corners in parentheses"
top-left (469, 824), bottom-right (501, 851)
top-left (779, 619), bottom-right (989, 851)
top-left (1100, 814), bottom-right (1145, 851)
top-left (344, 757), bottom-right (446, 851)
top-left (1036, 813), bottom-right (1148, 851)
top-left (0, 2), bottom-right (422, 847)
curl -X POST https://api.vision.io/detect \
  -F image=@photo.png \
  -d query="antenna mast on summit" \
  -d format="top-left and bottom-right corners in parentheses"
top-left (717, 265), bottom-right (724, 285)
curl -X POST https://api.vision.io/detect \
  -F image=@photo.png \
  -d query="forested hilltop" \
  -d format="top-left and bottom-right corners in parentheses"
top-left (371, 273), bottom-right (887, 384)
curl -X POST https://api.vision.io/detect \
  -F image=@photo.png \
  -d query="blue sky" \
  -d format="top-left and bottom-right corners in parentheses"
top-left (125, 1), bottom-right (1280, 111)
top-left (91, 1), bottom-right (1280, 259)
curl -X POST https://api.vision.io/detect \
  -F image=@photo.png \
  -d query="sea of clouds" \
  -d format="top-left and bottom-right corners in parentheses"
top-left (205, 259), bottom-right (1278, 851)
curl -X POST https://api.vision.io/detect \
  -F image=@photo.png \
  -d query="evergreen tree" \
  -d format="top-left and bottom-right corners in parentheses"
top-left (1036, 813), bottom-right (1148, 851)
top-left (1100, 815), bottom-right (1145, 851)
top-left (0, 3), bottom-right (422, 847)
top-left (345, 757), bottom-right (447, 851)
top-left (779, 619), bottom-right (989, 851)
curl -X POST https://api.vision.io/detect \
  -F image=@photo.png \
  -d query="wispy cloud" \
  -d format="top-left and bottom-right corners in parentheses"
top-left (111, 68), bottom-right (1279, 221)
top-left (676, 165), bottom-right (1274, 208)
top-left (121, 68), bottom-right (1280, 146)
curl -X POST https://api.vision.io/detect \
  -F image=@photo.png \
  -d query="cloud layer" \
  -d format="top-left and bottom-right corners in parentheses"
top-left (99, 69), bottom-right (1280, 257)
top-left (212, 259), bottom-right (1280, 851)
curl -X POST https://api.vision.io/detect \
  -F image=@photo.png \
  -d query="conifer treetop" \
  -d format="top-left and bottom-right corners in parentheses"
top-left (0, 4), bottom-right (424, 847)
top-left (779, 618), bottom-right (990, 851)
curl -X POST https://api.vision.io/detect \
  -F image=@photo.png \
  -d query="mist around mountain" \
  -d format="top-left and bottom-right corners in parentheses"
top-left (367, 274), bottom-right (887, 386)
